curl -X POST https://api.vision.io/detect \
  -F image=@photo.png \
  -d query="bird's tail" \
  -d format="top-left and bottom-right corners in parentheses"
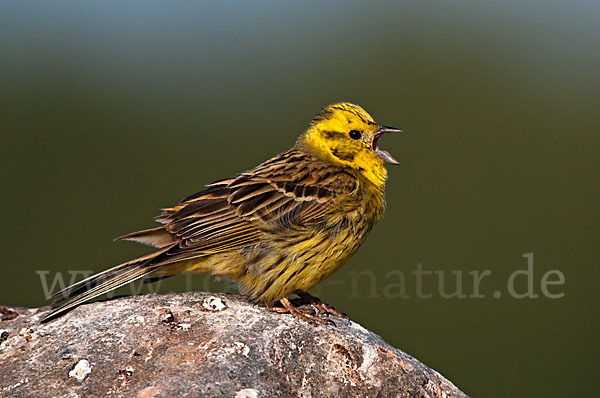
top-left (41, 246), bottom-right (173, 323)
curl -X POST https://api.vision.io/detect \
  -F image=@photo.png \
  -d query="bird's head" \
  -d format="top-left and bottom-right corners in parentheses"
top-left (296, 102), bottom-right (402, 187)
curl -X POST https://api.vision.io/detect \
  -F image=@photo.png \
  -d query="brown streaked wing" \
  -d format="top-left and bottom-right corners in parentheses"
top-left (129, 149), bottom-right (358, 264)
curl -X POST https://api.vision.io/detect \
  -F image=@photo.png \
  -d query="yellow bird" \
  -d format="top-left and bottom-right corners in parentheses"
top-left (43, 102), bottom-right (402, 324)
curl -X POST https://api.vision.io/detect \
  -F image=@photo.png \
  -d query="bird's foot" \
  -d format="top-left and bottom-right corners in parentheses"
top-left (268, 297), bottom-right (331, 325)
top-left (295, 291), bottom-right (348, 319)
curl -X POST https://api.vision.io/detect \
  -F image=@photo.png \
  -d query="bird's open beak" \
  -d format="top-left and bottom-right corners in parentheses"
top-left (372, 125), bottom-right (403, 165)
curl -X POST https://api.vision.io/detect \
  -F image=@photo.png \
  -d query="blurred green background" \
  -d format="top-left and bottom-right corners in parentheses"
top-left (2, 1), bottom-right (598, 396)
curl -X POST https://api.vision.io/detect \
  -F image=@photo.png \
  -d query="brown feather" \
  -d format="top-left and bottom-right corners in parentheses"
top-left (114, 226), bottom-right (177, 248)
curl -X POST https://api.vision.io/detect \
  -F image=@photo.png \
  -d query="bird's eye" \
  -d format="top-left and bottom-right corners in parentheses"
top-left (349, 130), bottom-right (361, 140)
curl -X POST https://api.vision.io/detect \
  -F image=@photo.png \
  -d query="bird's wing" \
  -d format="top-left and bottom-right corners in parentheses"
top-left (116, 149), bottom-right (359, 263)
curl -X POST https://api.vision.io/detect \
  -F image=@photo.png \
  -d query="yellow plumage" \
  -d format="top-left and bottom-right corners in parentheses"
top-left (43, 102), bottom-right (402, 323)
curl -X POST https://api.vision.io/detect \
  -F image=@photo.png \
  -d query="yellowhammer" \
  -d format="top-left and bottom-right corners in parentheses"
top-left (43, 102), bottom-right (402, 324)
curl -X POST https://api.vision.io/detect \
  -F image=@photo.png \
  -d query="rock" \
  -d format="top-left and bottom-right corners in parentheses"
top-left (0, 292), bottom-right (469, 397)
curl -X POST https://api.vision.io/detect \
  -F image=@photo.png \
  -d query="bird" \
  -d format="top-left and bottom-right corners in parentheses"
top-left (42, 102), bottom-right (402, 324)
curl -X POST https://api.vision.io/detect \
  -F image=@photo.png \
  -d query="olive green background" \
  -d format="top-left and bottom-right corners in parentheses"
top-left (2, 1), bottom-right (598, 397)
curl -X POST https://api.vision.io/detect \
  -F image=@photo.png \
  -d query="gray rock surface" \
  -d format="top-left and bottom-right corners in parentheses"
top-left (0, 293), bottom-right (469, 397)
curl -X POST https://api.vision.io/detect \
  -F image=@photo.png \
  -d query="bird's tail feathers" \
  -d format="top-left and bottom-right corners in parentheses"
top-left (41, 246), bottom-right (173, 323)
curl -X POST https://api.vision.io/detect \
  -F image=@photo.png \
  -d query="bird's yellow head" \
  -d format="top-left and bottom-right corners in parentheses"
top-left (296, 102), bottom-right (402, 188)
